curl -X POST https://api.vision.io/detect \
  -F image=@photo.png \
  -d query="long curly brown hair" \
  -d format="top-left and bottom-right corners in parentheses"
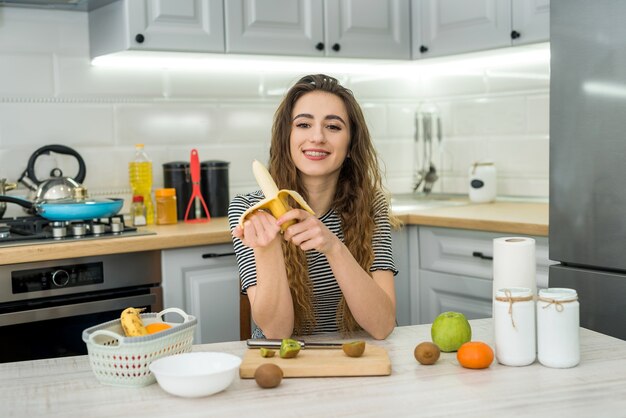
top-left (268, 74), bottom-right (390, 335)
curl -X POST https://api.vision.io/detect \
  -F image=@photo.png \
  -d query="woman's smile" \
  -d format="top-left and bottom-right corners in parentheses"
top-left (303, 148), bottom-right (331, 160)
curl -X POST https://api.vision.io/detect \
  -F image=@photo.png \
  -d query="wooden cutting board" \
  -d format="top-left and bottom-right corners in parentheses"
top-left (239, 344), bottom-right (391, 378)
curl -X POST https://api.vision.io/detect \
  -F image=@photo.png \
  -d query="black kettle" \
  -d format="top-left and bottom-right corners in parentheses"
top-left (19, 144), bottom-right (87, 203)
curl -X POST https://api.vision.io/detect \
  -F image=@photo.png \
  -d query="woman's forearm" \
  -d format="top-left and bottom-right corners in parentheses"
top-left (250, 243), bottom-right (295, 338)
top-left (325, 242), bottom-right (396, 339)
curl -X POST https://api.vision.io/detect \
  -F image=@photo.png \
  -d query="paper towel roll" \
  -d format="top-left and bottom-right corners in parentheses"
top-left (492, 237), bottom-right (537, 299)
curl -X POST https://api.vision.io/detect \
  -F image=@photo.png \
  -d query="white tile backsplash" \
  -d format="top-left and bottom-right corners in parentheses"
top-left (217, 103), bottom-right (276, 144)
top-left (57, 56), bottom-right (164, 97)
top-left (0, 7), bottom-right (551, 205)
top-left (0, 102), bottom-right (113, 149)
top-left (115, 103), bottom-right (220, 146)
top-left (0, 54), bottom-right (55, 96)
top-left (526, 94), bottom-right (550, 135)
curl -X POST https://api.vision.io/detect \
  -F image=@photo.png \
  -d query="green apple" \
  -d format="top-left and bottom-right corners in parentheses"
top-left (431, 311), bottom-right (472, 352)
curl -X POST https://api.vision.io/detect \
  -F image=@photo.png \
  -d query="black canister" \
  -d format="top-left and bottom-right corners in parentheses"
top-left (163, 161), bottom-right (193, 220)
top-left (200, 160), bottom-right (230, 218)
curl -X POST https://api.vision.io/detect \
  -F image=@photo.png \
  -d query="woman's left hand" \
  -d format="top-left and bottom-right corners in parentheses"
top-left (277, 209), bottom-right (340, 254)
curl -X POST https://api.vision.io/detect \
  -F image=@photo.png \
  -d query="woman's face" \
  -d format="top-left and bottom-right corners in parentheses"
top-left (289, 90), bottom-right (351, 182)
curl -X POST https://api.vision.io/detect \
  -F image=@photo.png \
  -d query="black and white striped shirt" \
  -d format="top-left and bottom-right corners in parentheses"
top-left (228, 190), bottom-right (397, 335)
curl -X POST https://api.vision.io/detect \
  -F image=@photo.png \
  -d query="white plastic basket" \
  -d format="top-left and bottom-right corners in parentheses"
top-left (82, 307), bottom-right (197, 387)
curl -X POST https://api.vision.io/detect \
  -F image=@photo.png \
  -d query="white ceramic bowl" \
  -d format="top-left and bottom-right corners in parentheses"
top-left (149, 352), bottom-right (242, 398)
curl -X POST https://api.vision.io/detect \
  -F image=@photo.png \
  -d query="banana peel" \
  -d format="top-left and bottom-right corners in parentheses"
top-left (238, 160), bottom-right (315, 231)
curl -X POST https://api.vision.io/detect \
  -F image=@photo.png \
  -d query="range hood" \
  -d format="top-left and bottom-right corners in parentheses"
top-left (0, 0), bottom-right (116, 11)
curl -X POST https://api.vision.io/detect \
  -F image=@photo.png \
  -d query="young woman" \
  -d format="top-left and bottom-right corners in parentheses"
top-left (228, 74), bottom-right (398, 340)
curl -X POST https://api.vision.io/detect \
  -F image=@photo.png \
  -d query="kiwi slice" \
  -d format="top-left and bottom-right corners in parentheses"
top-left (342, 340), bottom-right (366, 357)
top-left (259, 347), bottom-right (275, 358)
top-left (279, 338), bottom-right (301, 359)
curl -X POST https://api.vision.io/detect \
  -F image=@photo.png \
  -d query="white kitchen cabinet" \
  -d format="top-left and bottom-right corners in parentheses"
top-left (89, 0), bottom-right (224, 58)
top-left (225, 0), bottom-right (411, 59)
top-left (419, 269), bottom-right (493, 323)
top-left (512, 0), bottom-right (550, 45)
top-left (391, 227), bottom-right (411, 326)
top-left (161, 244), bottom-right (240, 344)
top-left (417, 226), bottom-right (553, 324)
top-left (412, 0), bottom-right (549, 59)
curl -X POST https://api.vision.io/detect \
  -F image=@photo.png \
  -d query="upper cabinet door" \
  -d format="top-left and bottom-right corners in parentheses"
top-left (127, 0), bottom-right (224, 52)
top-left (225, 0), bottom-right (411, 59)
top-left (414, 0), bottom-right (511, 58)
top-left (512, 0), bottom-right (549, 45)
top-left (325, 0), bottom-right (411, 59)
top-left (225, 0), bottom-right (324, 57)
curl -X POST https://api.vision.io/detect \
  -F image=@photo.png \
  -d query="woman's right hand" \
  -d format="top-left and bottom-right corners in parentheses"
top-left (232, 210), bottom-right (282, 249)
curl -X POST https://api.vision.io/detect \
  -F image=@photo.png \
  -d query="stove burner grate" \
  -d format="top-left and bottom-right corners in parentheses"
top-left (0, 214), bottom-right (137, 244)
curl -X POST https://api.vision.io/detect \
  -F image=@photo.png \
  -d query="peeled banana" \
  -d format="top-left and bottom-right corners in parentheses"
top-left (238, 160), bottom-right (315, 231)
top-left (120, 307), bottom-right (149, 337)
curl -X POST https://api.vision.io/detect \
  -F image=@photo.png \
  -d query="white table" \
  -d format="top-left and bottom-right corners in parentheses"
top-left (1, 319), bottom-right (625, 418)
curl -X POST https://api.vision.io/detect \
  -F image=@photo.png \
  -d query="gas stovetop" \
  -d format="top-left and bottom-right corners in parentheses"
top-left (0, 215), bottom-right (155, 248)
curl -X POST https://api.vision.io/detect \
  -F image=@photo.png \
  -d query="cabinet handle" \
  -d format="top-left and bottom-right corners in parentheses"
top-left (331, 43), bottom-right (341, 52)
top-left (315, 42), bottom-right (325, 51)
top-left (511, 30), bottom-right (521, 40)
top-left (419, 45), bottom-right (428, 53)
top-left (472, 251), bottom-right (493, 261)
top-left (202, 252), bottom-right (236, 259)
top-left (135, 33), bottom-right (145, 43)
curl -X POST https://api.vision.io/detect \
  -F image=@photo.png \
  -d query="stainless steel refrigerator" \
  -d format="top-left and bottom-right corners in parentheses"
top-left (550, 0), bottom-right (626, 340)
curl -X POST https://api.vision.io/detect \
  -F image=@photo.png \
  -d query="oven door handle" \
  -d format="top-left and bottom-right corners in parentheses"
top-left (0, 294), bottom-right (156, 327)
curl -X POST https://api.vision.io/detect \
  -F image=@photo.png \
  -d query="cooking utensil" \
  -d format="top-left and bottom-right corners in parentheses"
top-left (247, 339), bottom-right (344, 349)
top-left (19, 144), bottom-right (87, 202)
top-left (184, 149), bottom-right (210, 223)
top-left (413, 106), bottom-right (441, 194)
top-left (0, 195), bottom-right (123, 221)
top-left (0, 179), bottom-right (17, 218)
top-left (239, 344), bottom-right (391, 378)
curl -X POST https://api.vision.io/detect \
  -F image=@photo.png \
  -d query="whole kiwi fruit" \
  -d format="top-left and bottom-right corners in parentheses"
top-left (254, 363), bottom-right (283, 389)
top-left (414, 341), bottom-right (441, 365)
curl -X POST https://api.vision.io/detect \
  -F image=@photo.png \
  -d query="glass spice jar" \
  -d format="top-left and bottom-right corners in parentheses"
top-left (155, 188), bottom-right (178, 225)
top-left (130, 195), bottom-right (147, 227)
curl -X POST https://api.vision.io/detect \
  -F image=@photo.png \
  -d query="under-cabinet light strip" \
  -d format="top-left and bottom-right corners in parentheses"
top-left (91, 43), bottom-right (550, 77)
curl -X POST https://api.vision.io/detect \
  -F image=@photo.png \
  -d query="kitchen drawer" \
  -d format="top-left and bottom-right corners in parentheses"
top-left (419, 226), bottom-right (553, 288)
top-left (419, 269), bottom-right (492, 324)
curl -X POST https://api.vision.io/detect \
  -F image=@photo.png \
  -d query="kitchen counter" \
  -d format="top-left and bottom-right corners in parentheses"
top-left (400, 201), bottom-right (549, 237)
top-left (0, 199), bottom-right (548, 265)
top-left (1, 319), bottom-right (623, 418)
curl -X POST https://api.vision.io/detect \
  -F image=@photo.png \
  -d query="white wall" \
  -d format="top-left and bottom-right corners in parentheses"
top-left (0, 7), bottom-right (549, 217)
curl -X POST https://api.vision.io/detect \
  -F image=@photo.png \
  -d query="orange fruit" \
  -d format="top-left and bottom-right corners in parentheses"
top-left (145, 322), bottom-right (173, 334)
top-left (456, 341), bottom-right (494, 369)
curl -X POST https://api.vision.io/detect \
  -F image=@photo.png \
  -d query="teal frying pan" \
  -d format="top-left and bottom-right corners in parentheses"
top-left (0, 196), bottom-right (123, 221)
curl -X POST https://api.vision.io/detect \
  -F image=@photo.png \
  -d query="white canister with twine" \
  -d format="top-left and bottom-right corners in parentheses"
top-left (469, 161), bottom-right (497, 203)
top-left (537, 288), bottom-right (580, 368)
top-left (494, 287), bottom-right (536, 366)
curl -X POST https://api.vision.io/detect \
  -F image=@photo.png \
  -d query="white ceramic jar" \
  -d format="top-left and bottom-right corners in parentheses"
top-left (537, 288), bottom-right (580, 368)
top-left (469, 162), bottom-right (497, 203)
top-left (494, 287), bottom-right (536, 366)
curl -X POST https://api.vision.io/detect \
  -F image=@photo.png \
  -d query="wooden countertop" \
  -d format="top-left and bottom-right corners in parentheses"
top-left (397, 201), bottom-right (549, 237)
top-left (0, 201), bottom-right (548, 265)
top-left (1, 319), bottom-right (623, 418)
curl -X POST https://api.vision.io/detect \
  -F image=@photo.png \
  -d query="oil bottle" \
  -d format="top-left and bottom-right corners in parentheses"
top-left (128, 144), bottom-right (154, 224)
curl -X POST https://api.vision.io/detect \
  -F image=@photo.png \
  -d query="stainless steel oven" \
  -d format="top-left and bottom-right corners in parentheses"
top-left (0, 251), bottom-right (162, 363)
